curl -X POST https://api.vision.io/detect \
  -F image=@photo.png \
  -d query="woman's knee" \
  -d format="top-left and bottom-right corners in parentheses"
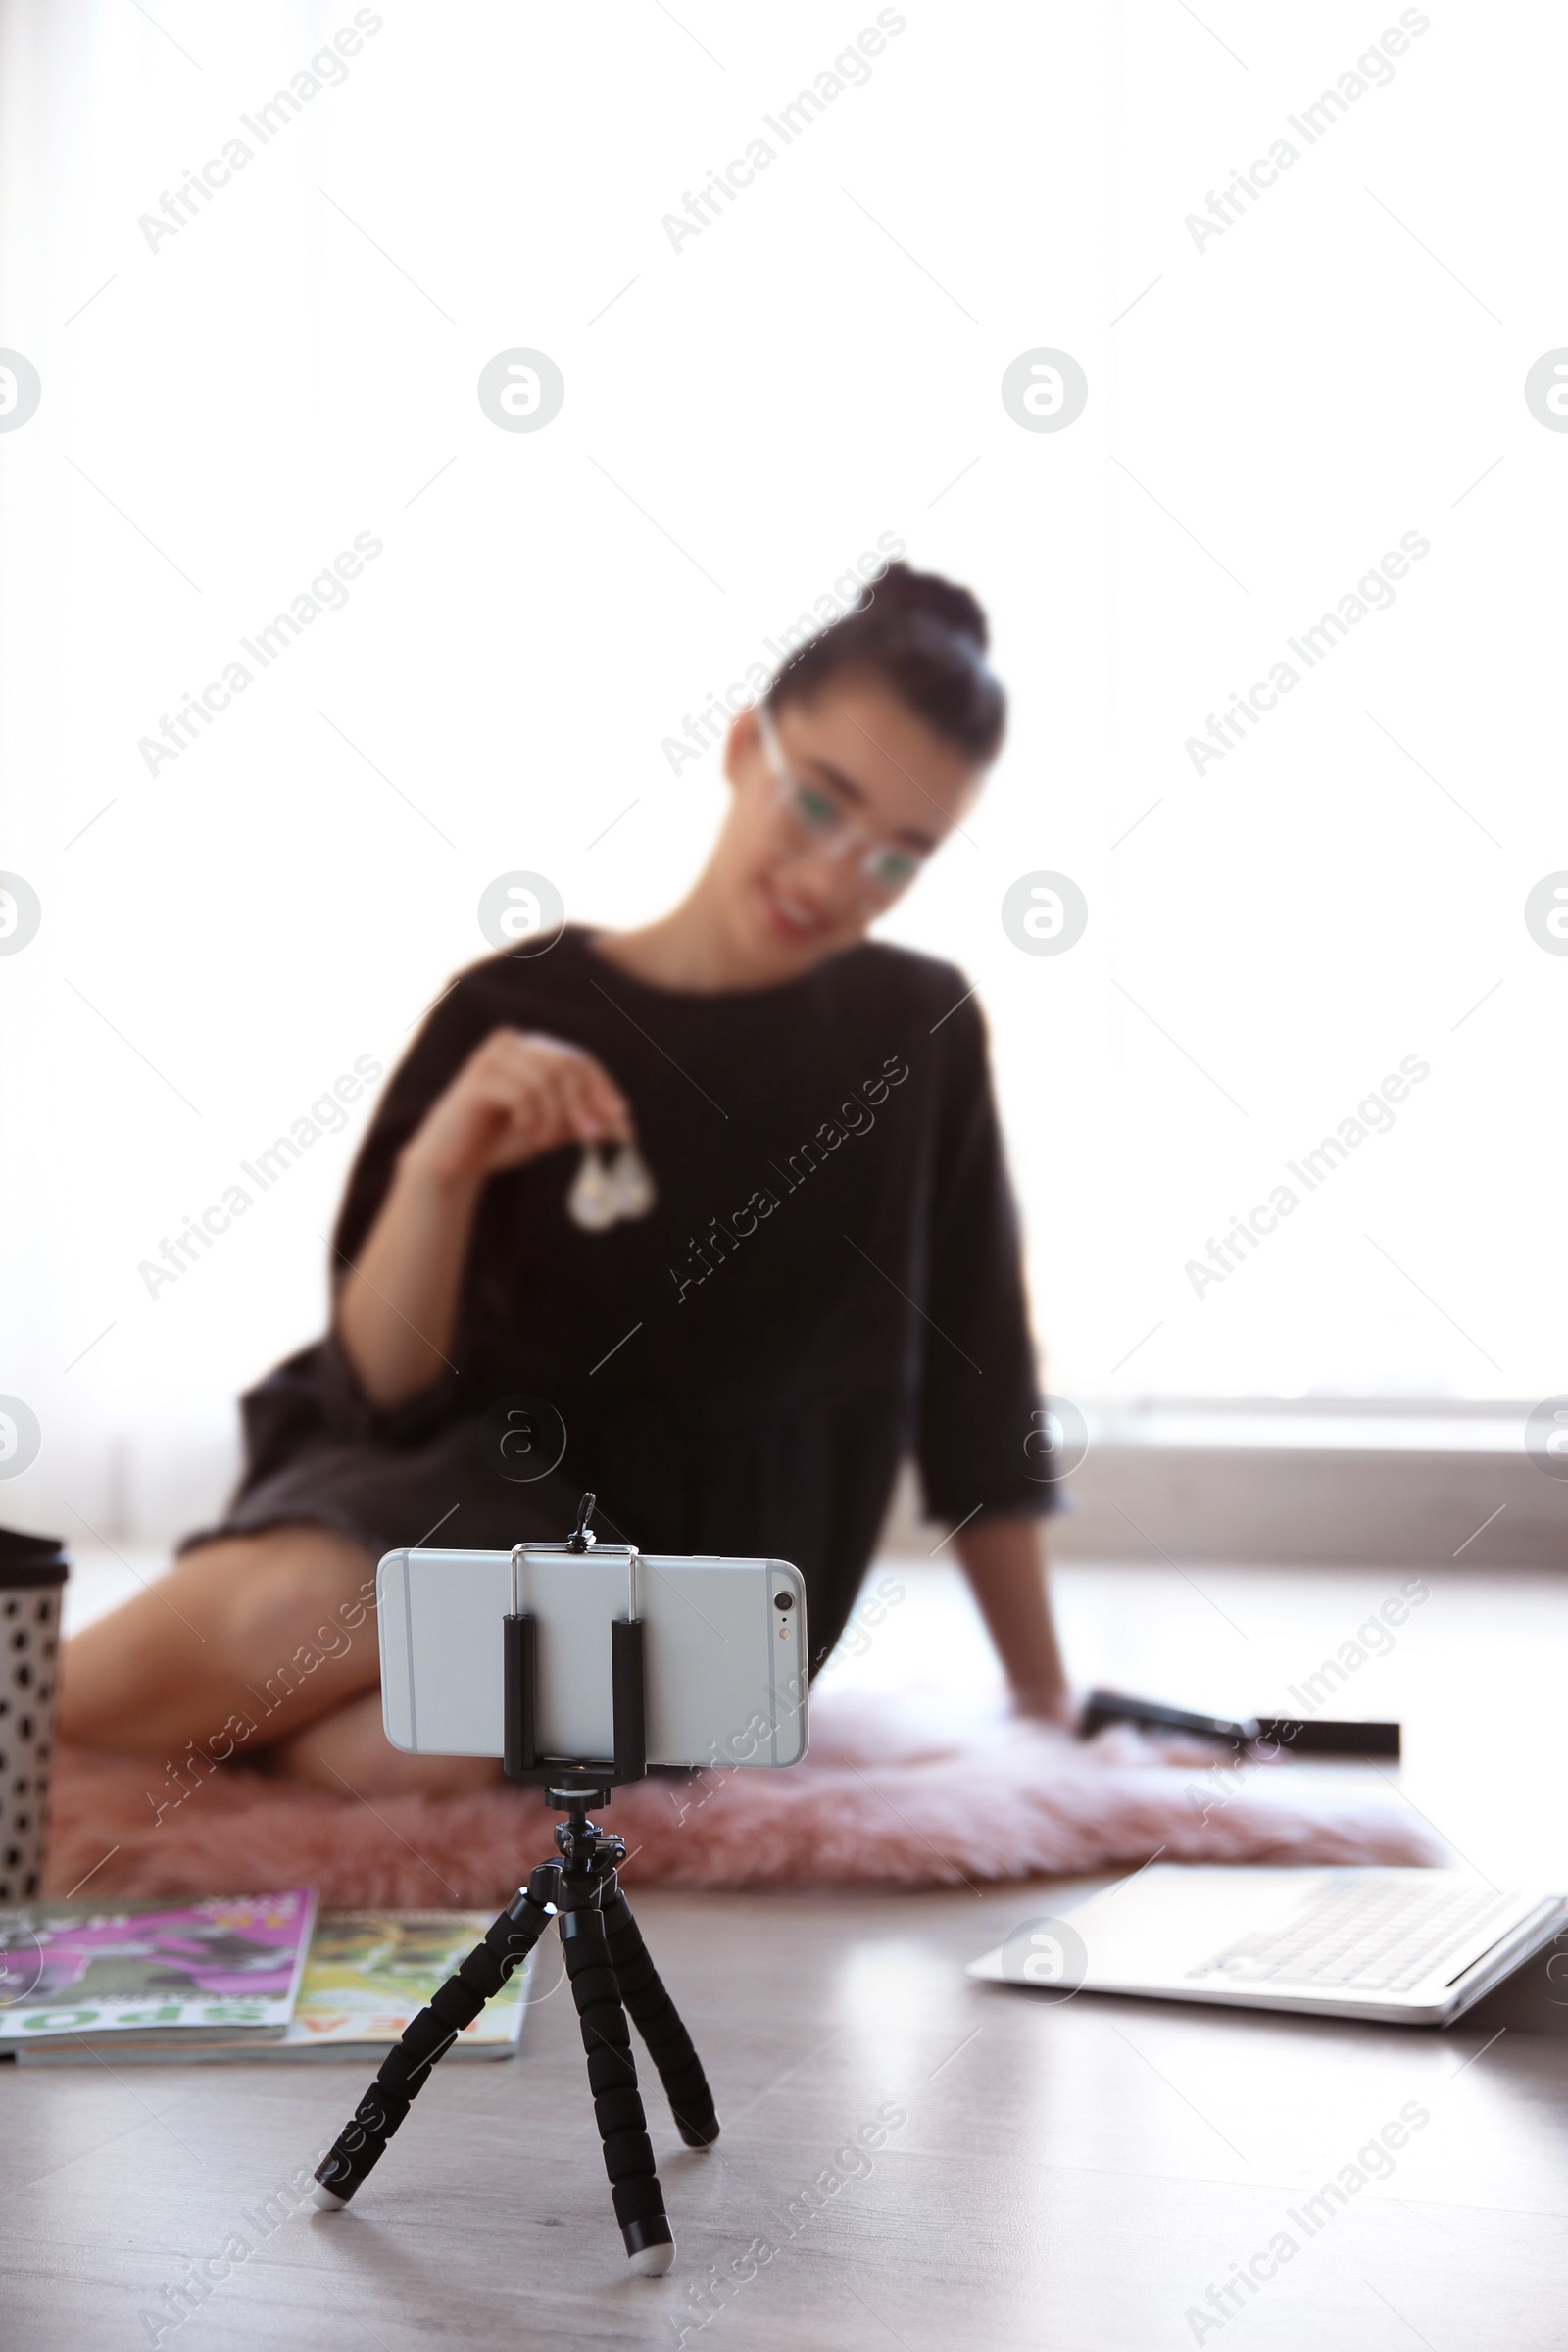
top-left (183, 1525), bottom-right (378, 1675)
top-left (267, 1689), bottom-right (504, 1797)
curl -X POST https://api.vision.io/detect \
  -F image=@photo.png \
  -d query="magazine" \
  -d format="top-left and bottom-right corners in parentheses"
top-left (5, 1905), bottom-right (532, 2064)
top-left (273, 1908), bottom-right (532, 2059)
top-left (0, 1889), bottom-right (317, 2047)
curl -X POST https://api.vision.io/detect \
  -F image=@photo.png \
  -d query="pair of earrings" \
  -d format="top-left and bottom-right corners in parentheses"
top-left (567, 1142), bottom-right (657, 1232)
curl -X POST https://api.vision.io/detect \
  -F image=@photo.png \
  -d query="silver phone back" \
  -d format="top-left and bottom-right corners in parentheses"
top-left (379, 1544), bottom-right (808, 1770)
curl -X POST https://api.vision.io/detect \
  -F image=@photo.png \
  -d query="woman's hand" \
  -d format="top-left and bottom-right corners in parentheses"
top-left (400, 1027), bottom-right (634, 1190)
top-left (337, 1027), bottom-right (634, 1411)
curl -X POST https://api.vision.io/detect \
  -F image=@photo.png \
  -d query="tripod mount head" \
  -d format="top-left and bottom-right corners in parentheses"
top-left (544, 1784), bottom-right (625, 1875)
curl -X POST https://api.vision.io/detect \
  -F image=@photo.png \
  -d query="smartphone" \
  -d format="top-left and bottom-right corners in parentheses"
top-left (378, 1543), bottom-right (809, 1771)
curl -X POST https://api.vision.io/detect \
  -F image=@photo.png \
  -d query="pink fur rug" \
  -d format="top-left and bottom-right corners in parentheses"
top-left (45, 1689), bottom-right (1442, 1905)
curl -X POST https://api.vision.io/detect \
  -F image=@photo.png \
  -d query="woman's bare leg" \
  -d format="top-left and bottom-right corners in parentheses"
top-left (61, 1526), bottom-right (383, 1762)
top-left (264, 1690), bottom-right (503, 1797)
top-left (63, 1523), bottom-right (509, 1797)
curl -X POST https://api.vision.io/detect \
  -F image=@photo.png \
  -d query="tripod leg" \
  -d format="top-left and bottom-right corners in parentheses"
top-left (561, 1901), bottom-right (675, 2275)
top-left (604, 1890), bottom-right (719, 2148)
top-left (312, 1873), bottom-right (556, 2210)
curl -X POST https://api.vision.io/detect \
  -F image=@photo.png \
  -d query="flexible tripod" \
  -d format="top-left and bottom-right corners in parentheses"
top-left (311, 1496), bottom-right (719, 2273)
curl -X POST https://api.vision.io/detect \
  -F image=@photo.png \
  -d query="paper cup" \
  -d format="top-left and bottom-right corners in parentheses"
top-left (0, 1530), bottom-right (69, 1903)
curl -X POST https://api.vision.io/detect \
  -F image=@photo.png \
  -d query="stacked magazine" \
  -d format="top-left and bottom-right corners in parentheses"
top-left (0, 1891), bottom-right (533, 2063)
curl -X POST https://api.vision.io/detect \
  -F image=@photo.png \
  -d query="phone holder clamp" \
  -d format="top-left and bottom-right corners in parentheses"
top-left (502, 1490), bottom-right (647, 1790)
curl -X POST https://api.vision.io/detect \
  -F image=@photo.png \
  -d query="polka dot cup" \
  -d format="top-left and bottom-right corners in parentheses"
top-left (0, 1532), bottom-right (68, 1906)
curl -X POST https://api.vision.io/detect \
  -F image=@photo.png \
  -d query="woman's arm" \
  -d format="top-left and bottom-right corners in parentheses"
top-left (954, 1514), bottom-right (1072, 1724)
top-left (909, 989), bottom-right (1072, 1723)
top-left (336, 1026), bottom-right (634, 1410)
top-left (334, 1158), bottom-right (485, 1409)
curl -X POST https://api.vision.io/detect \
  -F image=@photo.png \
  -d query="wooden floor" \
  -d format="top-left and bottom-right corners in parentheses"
top-left (6, 1555), bottom-right (1568, 2350)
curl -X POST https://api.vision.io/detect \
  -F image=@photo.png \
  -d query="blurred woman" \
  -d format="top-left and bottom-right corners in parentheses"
top-left (63, 564), bottom-right (1069, 1790)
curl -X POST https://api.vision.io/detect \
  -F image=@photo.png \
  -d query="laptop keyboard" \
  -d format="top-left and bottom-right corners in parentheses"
top-left (1188, 1877), bottom-right (1514, 1994)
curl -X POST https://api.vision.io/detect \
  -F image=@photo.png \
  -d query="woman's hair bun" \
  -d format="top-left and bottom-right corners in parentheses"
top-left (765, 555), bottom-right (1005, 763)
top-left (867, 561), bottom-right (989, 651)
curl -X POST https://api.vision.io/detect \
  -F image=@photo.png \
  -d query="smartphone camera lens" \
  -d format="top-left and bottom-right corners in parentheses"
top-left (773, 1592), bottom-right (794, 1611)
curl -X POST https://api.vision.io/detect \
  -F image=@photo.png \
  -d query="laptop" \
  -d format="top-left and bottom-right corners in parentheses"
top-left (967, 1867), bottom-right (1568, 2027)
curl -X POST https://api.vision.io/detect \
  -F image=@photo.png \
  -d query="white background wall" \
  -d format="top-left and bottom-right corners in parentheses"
top-left (1, 1), bottom-right (1563, 1544)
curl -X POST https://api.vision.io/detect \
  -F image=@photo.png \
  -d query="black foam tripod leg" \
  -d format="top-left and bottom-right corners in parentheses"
top-left (603, 1890), bottom-right (720, 2148)
top-left (560, 1900), bottom-right (675, 2273)
top-left (313, 1878), bottom-right (555, 2208)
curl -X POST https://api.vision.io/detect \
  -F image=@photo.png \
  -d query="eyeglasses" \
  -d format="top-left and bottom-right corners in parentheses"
top-left (756, 705), bottom-right (927, 902)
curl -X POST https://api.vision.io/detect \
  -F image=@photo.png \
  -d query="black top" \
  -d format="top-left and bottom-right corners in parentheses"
top-left (202, 927), bottom-right (1054, 1671)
